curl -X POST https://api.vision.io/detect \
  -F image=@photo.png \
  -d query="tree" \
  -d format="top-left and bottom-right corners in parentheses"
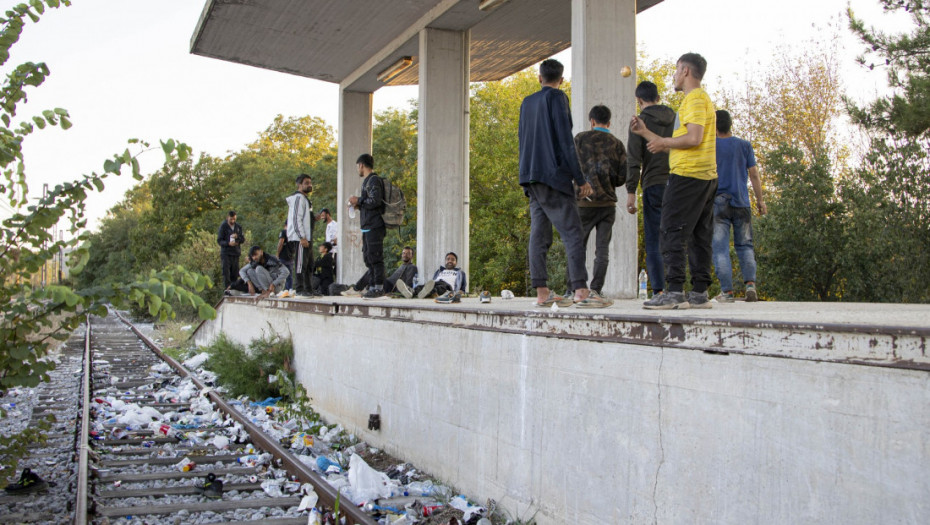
top-left (373, 106), bottom-right (418, 270)
top-left (1, 1), bottom-right (217, 479)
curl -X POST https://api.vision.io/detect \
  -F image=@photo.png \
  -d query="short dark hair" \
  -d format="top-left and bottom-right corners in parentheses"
top-left (588, 105), bottom-right (611, 125)
top-left (539, 59), bottom-right (564, 83)
top-left (295, 173), bottom-right (311, 184)
top-left (356, 154), bottom-right (374, 169)
top-left (635, 81), bottom-right (660, 103)
top-left (319, 208), bottom-right (330, 216)
top-left (403, 246), bottom-right (414, 252)
top-left (716, 110), bottom-right (732, 134)
top-left (249, 245), bottom-right (262, 257)
top-left (445, 251), bottom-right (458, 262)
top-left (678, 52), bottom-right (707, 80)
top-left (321, 242), bottom-right (333, 252)
top-left (227, 210), bottom-right (237, 218)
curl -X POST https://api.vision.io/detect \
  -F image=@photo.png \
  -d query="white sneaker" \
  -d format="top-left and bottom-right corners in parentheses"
top-left (395, 280), bottom-right (413, 299)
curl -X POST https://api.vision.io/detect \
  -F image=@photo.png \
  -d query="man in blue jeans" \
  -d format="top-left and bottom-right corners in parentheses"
top-left (712, 110), bottom-right (767, 302)
top-left (626, 81), bottom-right (676, 297)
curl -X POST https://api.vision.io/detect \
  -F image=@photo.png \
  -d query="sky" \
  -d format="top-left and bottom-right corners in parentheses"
top-left (0, 0), bottom-right (912, 228)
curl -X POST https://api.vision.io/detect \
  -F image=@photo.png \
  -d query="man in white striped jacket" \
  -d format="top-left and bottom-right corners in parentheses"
top-left (286, 174), bottom-right (316, 297)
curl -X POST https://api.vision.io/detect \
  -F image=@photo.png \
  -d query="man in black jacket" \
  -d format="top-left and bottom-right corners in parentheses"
top-left (217, 210), bottom-right (245, 288)
top-left (312, 242), bottom-right (336, 296)
top-left (347, 153), bottom-right (386, 299)
top-left (626, 81), bottom-right (676, 297)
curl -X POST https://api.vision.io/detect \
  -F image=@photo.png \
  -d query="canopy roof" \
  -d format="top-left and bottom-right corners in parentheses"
top-left (191, 0), bottom-right (663, 92)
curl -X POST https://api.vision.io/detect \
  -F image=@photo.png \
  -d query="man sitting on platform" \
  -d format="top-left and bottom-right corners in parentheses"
top-left (415, 252), bottom-right (467, 304)
top-left (237, 245), bottom-right (290, 300)
top-left (342, 246), bottom-right (419, 298)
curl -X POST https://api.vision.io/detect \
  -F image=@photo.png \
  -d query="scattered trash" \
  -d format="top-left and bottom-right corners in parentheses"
top-left (175, 457), bottom-right (196, 472)
top-left (348, 454), bottom-right (394, 502)
top-left (501, 289), bottom-right (515, 300)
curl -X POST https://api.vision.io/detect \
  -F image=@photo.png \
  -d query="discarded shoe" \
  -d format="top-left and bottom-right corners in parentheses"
top-left (479, 291), bottom-right (491, 304)
top-left (395, 280), bottom-right (414, 299)
top-left (417, 280), bottom-right (436, 299)
top-left (435, 291), bottom-right (462, 304)
top-left (197, 472), bottom-right (223, 499)
top-left (4, 468), bottom-right (48, 495)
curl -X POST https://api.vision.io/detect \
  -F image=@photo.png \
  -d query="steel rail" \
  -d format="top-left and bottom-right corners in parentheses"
top-left (113, 311), bottom-right (377, 525)
top-left (73, 314), bottom-right (91, 525)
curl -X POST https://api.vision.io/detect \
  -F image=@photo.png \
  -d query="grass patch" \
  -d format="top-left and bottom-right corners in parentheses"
top-left (202, 332), bottom-right (294, 400)
top-left (153, 320), bottom-right (198, 361)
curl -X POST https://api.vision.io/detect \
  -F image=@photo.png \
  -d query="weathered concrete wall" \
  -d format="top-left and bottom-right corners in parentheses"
top-left (195, 300), bottom-right (930, 525)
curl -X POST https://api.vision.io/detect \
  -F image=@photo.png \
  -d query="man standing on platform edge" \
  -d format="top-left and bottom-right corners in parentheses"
top-left (348, 153), bottom-right (386, 299)
top-left (518, 58), bottom-right (610, 309)
top-left (286, 174), bottom-right (316, 297)
top-left (217, 210), bottom-right (245, 289)
top-left (631, 52), bottom-right (718, 310)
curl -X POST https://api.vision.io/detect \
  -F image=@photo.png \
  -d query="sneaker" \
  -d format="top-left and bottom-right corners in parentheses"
top-left (535, 294), bottom-right (573, 308)
top-left (197, 473), bottom-right (223, 499)
top-left (417, 280), bottom-right (436, 299)
top-left (745, 282), bottom-right (758, 302)
top-left (643, 291), bottom-right (690, 310)
top-left (435, 291), bottom-right (462, 304)
top-left (479, 291), bottom-right (491, 304)
top-left (341, 287), bottom-right (362, 297)
top-left (362, 288), bottom-right (385, 299)
top-left (688, 291), bottom-right (713, 309)
top-left (714, 291), bottom-right (735, 303)
top-left (575, 290), bottom-right (613, 308)
top-left (4, 468), bottom-right (48, 495)
top-left (395, 280), bottom-right (414, 299)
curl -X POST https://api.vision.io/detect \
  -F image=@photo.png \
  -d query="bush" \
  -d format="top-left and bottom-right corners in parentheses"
top-left (203, 332), bottom-right (294, 400)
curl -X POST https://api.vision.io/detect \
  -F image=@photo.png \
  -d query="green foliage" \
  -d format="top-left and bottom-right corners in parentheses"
top-left (848, 1), bottom-right (930, 138)
top-left (755, 146), bottom-right (846, 300)
top-left (1, 0), bottom-right (215, 394)
top-left (274, 372), bottom-right (321, 430)
top-left (202, 332), bottom-right (294, 400)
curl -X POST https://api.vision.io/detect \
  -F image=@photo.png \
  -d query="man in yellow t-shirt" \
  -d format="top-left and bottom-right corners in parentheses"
top-left (630, 52), bottom-right (718, 310)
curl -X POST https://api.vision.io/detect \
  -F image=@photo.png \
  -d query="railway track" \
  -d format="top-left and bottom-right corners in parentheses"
top-left (2, 311), bottom-right (378, 524)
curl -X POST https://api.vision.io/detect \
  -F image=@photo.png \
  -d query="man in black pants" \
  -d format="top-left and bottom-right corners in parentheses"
top-left (631, 53), bottom-right (718, 309)
top-left (348, 153), bottom-right (386, 299)
top-left (217, 210), bottom-right (245, 289)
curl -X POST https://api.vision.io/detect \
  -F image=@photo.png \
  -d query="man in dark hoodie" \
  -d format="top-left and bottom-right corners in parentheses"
top-left (217, 211), bottom-right (245, 289)
top-left (518, 58), bottom-right (610, 309)
top-left (563, 104), bottom-right (626, 305)
top-left (626, 81), bottom-right (676, 297)
top-left (348, 153), bottom-right (386, 299)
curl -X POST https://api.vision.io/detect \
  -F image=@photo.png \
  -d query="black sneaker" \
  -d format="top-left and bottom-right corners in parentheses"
top-left (417, 280), bottom-right (436, 299)
top-left (4, 468), bottom-right (49, 495)
top-left (688, 291), bottom-right (713, 309)
top-left (197, 472), bottom-right (223, 499)
top-left (362, 288), bottom-right (385, 299)
top-left (643, 291), bottom-right (690, 310)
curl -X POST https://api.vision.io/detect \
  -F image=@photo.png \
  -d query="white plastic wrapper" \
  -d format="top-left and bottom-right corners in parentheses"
top-left (348, 454), bottom-right (393, 502)
top-left (182, 352), bottom-right (210, 369)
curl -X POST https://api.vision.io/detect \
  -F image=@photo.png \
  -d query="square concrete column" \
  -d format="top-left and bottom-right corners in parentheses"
top-left (571, 0), bottom-right (637, 298)
top-left (337, 89), bottom-right (373, 285)
top-left (417, 28), bottom-right (470, 284)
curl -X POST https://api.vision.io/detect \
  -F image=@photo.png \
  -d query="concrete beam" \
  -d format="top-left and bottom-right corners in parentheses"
top-left (337, 90), bottom-right (373, 285)
top-left (571, 0), bottom-right (638, 298)
top-left (416, 28), bottom-right (470, 283)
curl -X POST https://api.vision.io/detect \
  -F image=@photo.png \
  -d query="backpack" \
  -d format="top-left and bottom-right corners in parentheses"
top-left (379, 176), bottom-right (407, 228)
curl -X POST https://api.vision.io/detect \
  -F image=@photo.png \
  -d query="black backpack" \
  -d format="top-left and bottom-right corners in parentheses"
top-left (379, 176), bottom-right (407, 229)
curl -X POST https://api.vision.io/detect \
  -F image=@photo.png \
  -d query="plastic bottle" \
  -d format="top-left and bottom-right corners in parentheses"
top-left (638, 269), bottom-right (648, 299)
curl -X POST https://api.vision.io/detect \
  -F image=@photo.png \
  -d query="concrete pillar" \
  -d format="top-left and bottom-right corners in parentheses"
top-left (337, 89), bottom-right (373, 285)
top-left (571, 0), bottom-right (637, 298)
top-left (417, 28), bottom-right (470, 284)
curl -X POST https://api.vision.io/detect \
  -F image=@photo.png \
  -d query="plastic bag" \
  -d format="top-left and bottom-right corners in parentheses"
top-left (348, 454), bottom-right (393, 502)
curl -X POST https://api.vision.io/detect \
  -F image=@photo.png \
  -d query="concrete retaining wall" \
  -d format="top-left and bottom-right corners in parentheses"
top-left (195, 300), bottom-right (930, 524)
